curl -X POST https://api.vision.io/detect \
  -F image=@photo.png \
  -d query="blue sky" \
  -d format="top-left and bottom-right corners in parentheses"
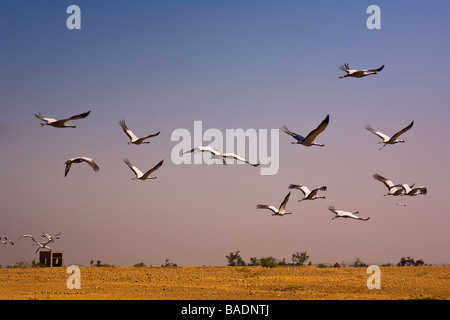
top-left (1, 1), bottom-right (449, 267)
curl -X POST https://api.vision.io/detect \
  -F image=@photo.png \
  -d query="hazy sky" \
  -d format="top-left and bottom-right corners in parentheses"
top-left (1, 0), bottom-right (449, 267)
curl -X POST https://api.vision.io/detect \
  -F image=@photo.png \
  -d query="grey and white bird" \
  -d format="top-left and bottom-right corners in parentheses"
top-left (34, 111), bottom-right (91, 128)
top-left (19, 234), bottom-right (52, 253)
top-left (338, 63), bottom-right (384, 78)
top-left (288, 184), bottom-right (327, 202)
top-left (65, 157), bottom-right (100, 177)
top-left (124, 158), bottom-right (164, 180)
top-left (366, 121), bottom-right (414, 150)
top-left (397, 184), bottom-right (427, 197)
top-left (182, 146), bottom-right (226, 164)
top-left (373, 173), bottom-right (414, 196)
top-left (257, 192), bottom-right (292, 216)
top-left (282, 114), bottom-right (329, 147)
top-left (41, 231), bottom-right (61, 243)
top-left (328, 206), bottom-right (370, 221)
top-left (0, 236), bottom-right (14, 245)
top-left (119, 119), bottom-right (160, 145)
top-left (214, 153), bottom-right (260, 167)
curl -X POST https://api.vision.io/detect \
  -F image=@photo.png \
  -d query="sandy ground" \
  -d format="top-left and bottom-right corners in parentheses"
top-left (0, 265), bottom-right (448, 300)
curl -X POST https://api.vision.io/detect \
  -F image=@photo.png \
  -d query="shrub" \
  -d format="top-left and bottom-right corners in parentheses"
top-left (226, 251), bottom-right (246, 266)
top-left (133, 262), bottom-right (146, 267)
top-left (259, 257), bottom-right (278, 268)
top-left (291, 251), bottom-right (310, 266)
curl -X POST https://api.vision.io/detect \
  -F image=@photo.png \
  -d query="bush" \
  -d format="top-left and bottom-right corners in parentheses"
top-left (352, 257), bottom-right (368, 267)
top-left (162, 258), bottom-right (177, 267)
top-left (248, 257), bottom-right (260, 266)
top-left (133, 262), bottom-right (146, 267)
top-left (259, 257), bottom-right (278, 268)
top-left (397, 257), bottom-right (425, 266)
top-left (226, 251), bottom-right (246, 266)
top-left (291, 252), bottom-right (310, 266)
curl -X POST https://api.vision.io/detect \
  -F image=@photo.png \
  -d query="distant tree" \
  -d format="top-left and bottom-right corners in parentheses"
top-left (134, 262), bottom-right (146, 267)
top-left (397, 257), bottom-right (425, 266)
top-left (92, 259), bottom-right (114, 267)
top-left (162, 258), bottom-right (177, 267)
top-left (226, 251), bottom-right (246, 266)
top-left (248, 257), bottom-right (260, 266)
top-left (352, 257), bottom-right (368, 267)
top-left (291, 251), bottom-right (310, 266)
top-left (414, 259), bottom-right (425, 266)
top-left (259, 257), bottom-right (278, 268)
top-left (279, 258), bottom-right (287, 266)
top-left (317, 264), bottom-right (328, 268)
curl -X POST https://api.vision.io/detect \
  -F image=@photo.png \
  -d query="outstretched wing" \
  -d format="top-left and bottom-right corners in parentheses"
top-left (279, 192), bottom-right (291, 211)
top-left (328, 206), bottom-right (337, 214)
top-left (124, 158), bottom-right (143, 178)
top-left (366, 125), bottom-right (390, 142)
top-left (50, 111), bottom-right (91, 126)
top-left (282, 125), bottom-right (305, 142)
top-left (310, 186), bottom-right (327, 197)
top-left (373, 173), bottom-right (394, 189)
top-left (64, 161), bottom-right (72, 177)
top-left (142, 160), bottom-right (164, 179)
top-left (119, 119), bottom-right (139, 142)
top-left (390, 121), bottom-right (414, 141)
top-left (302, 114), bottom-right (329, 144)
top-left (367, 65), bottom-right (384, 73)
top-left (141, 131), bottom-right (161, 140)
top-left (288, 184), bottom-right (309, 196)
top-left (81, 157), bottom-right (100, 172)
top-left (256, 204), bottom-right (278, 214)
top-left (66, 111), bottom-right (91, 121)
top-left (34, 113), bottom-right (55, 123)
top-left (339, 63), bottom-right (350, 72)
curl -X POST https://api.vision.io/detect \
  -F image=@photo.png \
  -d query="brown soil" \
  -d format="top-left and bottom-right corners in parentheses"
top-left (0, 266), bottom-right (448, 300)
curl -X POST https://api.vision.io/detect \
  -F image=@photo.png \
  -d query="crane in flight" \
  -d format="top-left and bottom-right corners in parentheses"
top-left (288, 184), bottom-right (327, 202)
top-left (257, 192), bottom-right (292, 216)
top-left (366, 121), bottom-right (414, 150)
top-left (119, 119), bottom-right (160, 145)
top-left (34, 111), bottom-right (91, 128)
top-left (282, 114), bottom-right (329, 147)
top-left (124, 158), bottom-right (164, 180)
top-left (65, 157), bottom-right (100, 177)
top-left (373, 173), bottom-right (415, 196)
top-left (328, 206), bottom-right (370, 221)
top-left (338, 63), bottom-right (384, 78)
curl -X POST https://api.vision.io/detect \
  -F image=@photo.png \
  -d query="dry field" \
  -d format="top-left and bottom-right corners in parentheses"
top-left (0, 265), bottom-right (448, 300)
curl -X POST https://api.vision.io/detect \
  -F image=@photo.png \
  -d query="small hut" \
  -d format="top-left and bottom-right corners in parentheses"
top-left (39, 251), bottom-right (64, 267)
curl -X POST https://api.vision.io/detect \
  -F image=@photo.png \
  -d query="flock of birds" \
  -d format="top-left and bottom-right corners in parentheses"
top-left (1, 63), bottom-right (429, 255)
top-left (256, 63), bottom-right (427, 220)
top-left (1, 232), bottom-right (61, 254)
